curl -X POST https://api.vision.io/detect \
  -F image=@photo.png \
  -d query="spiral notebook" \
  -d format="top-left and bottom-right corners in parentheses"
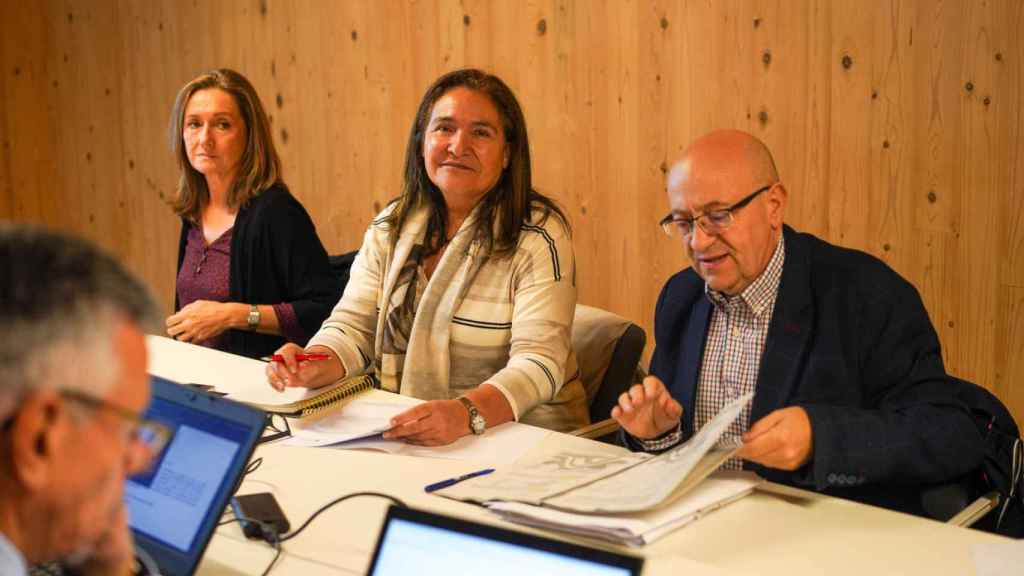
top-left (227, 374), bottom-right (377, 417)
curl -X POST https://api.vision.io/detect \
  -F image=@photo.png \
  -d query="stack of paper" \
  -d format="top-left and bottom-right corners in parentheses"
top-left (488, 472), bottom-right (759, 547)
top-left (434, 393), bottom-right (760, 545)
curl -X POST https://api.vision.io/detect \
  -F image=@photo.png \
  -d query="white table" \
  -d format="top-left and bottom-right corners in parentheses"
top-left (146, 336), bottom-right (1008, 576)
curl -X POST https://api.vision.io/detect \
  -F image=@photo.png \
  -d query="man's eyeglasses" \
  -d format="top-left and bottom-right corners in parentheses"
top-left (659, 184), bottom-right (774, 238)
top-left (58, 388), bottom-right (173, 459)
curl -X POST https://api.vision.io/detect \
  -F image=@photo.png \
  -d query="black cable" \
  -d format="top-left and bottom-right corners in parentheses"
top-left (218, 516), bottom-right (244, 527)
top-left (218, 514), bottom-right (281, 538)
top-left (245, 457), bottom-right (264, 477)
top-left (220, 491), bottom-right (406, 575)
top-left (278, 491), bottom-right (407, 543)
top-left (261, 538), bottom-right (282, 576)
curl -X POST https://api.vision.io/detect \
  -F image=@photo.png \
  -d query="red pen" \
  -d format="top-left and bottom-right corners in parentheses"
top-left (270, 353), bottom-right (330, 363)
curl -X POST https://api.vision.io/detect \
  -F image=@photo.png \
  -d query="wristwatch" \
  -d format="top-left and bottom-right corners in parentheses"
top-left (247, 304), bottom-right (261, 330)
top-left (457, 396), bottom-right (486, 435)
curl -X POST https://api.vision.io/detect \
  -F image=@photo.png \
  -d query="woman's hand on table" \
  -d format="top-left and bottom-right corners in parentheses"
top-left (384, 400), bottom-right (471, 446)
top-left (166, 300), bottom-right (238, 343)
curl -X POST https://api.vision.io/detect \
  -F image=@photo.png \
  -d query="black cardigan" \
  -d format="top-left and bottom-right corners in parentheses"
top-left (175, 184), bottom-right (342, 359)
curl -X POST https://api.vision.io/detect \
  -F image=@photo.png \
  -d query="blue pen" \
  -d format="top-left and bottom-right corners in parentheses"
top-left (424, 468), bottom-right (495, 493)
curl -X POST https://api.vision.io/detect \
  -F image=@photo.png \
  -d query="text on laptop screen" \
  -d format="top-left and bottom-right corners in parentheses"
top-left (370, 518), bottom-right (633, 576)
top-left (124, 395), bottom-right (250, 552)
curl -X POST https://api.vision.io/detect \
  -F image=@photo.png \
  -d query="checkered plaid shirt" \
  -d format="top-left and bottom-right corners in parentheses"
top-left (636, 235), bottom-right (785, 462)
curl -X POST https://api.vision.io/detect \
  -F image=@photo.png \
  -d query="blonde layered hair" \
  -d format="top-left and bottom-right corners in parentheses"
top-left (168, 68), bottom-right (281, 222)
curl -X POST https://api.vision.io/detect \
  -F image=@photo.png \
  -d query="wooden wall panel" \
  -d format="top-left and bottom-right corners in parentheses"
top-left (0, 1), bottom-right (57, 222)
top-left (0, 60), bottom-right (10, 218)
top-left (1, 0), bottom-right (1022, 423)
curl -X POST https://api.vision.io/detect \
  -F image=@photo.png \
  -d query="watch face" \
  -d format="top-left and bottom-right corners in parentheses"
top-left (459, 397), bottom-right (486, 434)
top-left (470, 414), bottom-right (486, 434)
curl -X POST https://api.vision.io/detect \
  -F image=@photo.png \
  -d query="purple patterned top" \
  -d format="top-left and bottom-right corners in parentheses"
top-left (176, 225), bottom-right (305, 350)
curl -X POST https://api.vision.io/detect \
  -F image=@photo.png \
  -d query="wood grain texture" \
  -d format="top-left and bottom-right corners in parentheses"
top-left (0, 1), bottom-right (57, 222)
top-left (1, 0), bottom-right (1021, 423)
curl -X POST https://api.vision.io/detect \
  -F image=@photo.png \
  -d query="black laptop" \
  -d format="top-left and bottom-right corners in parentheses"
top-left (124, 375), bottom-right (266, 576)
top-left (367, 505), bottom-right (643, 575)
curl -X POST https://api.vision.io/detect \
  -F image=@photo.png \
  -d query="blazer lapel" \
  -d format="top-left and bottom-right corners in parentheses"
top-left (681, 295), bottom-right (711, 437)
top-left (751, 226), bottom-right (814, 423)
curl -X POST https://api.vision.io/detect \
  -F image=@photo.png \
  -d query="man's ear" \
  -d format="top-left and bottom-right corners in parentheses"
top-left (8, 390), bottom-right (66, 491)
top-left (767, 183), bottom-right (788, 229)
top-left (503, 146), bottom-right (510, 169)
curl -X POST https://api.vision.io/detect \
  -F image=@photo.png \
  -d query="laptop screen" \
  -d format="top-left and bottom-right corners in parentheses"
top-left (125, 375), bottom-right (265, 576)
top-left (367, 506), bottom-right (642, 576)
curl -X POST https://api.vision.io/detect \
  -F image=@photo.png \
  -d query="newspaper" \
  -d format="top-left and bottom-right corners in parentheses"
top-left (438, 392), bottom-right (753, 513)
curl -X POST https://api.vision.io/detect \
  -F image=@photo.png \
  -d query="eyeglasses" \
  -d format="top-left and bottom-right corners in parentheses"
top-left (659, 184), bottom-right (774, 238)
top-left (58, 388), bottom-right (173, 460)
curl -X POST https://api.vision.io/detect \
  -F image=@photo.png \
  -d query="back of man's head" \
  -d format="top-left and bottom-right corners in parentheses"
top-left (0, 223), bottom-right (158, 429)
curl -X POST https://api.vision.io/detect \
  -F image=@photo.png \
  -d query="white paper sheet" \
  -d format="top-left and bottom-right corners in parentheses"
top-left (313, 421), bottom-right (552, 466)
top-left (278, 394), bottom-right (552, 466)
top-left (283, 399), bottom-right (413, 446)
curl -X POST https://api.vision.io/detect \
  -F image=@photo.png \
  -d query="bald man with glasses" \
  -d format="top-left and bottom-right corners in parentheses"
top-left (613, 129), bottom-right (986, 515)
top-left (0, 224), bottom-right (162, 576)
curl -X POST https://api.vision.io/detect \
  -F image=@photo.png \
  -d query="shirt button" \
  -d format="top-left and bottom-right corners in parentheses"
top-left (731, 328), bottom-right (741, 338)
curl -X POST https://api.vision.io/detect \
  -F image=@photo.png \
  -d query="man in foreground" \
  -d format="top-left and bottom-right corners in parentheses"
top-left (0, 224), bottom-right (160, 575)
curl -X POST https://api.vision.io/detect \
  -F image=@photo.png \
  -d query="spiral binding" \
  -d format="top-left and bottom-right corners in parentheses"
top-left (299, 375), bottom-right (375, 417)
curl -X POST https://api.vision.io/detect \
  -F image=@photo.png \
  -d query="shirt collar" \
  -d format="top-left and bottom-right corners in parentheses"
top-left (705, 233), bottom-right (786, 318)
top-left (0, 531), bottom-right (28, 576)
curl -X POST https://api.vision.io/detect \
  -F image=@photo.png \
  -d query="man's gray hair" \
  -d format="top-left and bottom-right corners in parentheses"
top-left (0, 223), bottom-right (159, 421)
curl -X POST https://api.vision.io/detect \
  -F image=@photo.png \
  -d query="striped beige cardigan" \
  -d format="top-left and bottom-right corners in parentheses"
top-left (307, 202), bottom-right (589, 432)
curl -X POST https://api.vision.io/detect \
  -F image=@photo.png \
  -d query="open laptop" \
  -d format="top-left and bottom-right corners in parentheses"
top-left (124, 375), bottom-right (266, 576)
top-left (366, 506), bottom-right (644, 575)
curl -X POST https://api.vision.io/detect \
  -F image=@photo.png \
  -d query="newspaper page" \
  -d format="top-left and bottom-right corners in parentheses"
top-left (438, 392), bottom-right (752, 510)
top-left (543, 392), bottom-right (752, 513)
top-left (436, 444), bottom-right (651, 505)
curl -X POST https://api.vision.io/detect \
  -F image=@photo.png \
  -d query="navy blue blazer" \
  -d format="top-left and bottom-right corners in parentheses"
top-left (648, 226), bottom-right (984, 514)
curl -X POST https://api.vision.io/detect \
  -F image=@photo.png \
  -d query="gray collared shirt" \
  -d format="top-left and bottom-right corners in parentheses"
top-left (0, 531), bottom-right (28, 576)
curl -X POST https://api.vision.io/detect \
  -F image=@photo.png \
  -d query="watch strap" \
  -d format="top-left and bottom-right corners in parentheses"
top-left (247, 304), bottom-right (260, 330)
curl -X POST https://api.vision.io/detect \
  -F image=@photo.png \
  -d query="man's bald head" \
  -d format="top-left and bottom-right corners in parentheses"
top-left (668, 129), bottom-right (779, 194)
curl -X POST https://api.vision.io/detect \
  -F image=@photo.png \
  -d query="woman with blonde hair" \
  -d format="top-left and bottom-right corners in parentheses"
top-left (166, 68), bottom-right (340, 359)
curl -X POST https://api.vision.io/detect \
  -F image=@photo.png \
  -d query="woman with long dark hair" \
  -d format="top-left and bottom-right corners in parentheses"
top-left (268, 69), bottom-right (588, 445)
